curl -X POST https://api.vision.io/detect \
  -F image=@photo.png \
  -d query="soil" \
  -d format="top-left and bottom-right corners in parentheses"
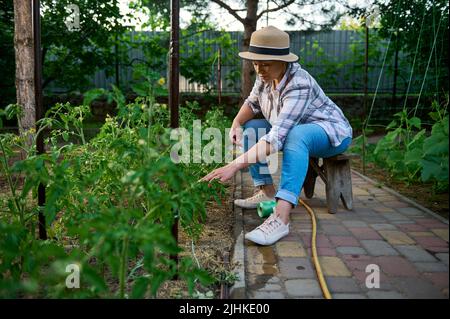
top-left (351, 157), bottom-right (449, 220)
top-left (155, 182), bottom-right (236, 299)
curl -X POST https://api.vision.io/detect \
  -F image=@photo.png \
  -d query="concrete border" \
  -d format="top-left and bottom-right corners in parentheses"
top-left (229, 169), bottom-right (247, 299)
top-left (351, 169), bottom-right (448, 224)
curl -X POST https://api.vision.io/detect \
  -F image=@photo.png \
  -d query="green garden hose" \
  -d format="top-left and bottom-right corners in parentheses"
top-left (257, 200), bottom-right (332, 299)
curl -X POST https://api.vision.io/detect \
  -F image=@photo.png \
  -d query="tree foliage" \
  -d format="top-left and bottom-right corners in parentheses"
top-left (41, 0), bottom-right (132, 92)
top-left (376, 0), bottom-right (449, 98)
top-left (0, 0), bottom-right (15, 106)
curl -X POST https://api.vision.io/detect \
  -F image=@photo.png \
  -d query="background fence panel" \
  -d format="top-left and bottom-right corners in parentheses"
top-left (45, 30), bottom-right (430, 95)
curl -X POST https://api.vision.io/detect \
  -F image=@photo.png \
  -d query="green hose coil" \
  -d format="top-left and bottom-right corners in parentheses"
top-left (257, 200), bottom-right (277, 218)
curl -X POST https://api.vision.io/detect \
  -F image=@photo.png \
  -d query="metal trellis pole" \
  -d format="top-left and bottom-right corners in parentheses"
top-left (392, 31), bottom-right (399, 112)
top-left (218, 47), bottom-right (222, 104)
top-left (33, 0), bottom-right (47, 240)
top-left (362, 20), bottom-right (369, 176)
top-left (169, 0), bottom-right (180, 277)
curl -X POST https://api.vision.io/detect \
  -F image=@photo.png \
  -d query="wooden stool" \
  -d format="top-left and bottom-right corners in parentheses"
top-left (303, 153), bottom-right (359, 214)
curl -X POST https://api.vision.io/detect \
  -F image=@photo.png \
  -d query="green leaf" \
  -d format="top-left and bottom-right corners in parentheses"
top-left (384, 129), bottom-right (400, 143)
top-left (131, 83), bottom-right (150, 97)
top-left (424, 140), bottom-right (448, 156)
top-left (408, 117), bottom-right (421, 129)
top-left (5, 104), bottom-right (23, 120)
top-left (21, 178), bottom-right (37, 200)
top-left (428, 111), bottom-right (440, 122)
top-left (83, 266), bottom-right (108, 293)
top-left (442, 116), bottom-right (449, 136)
top-left (83, 88), bottom-right (109, 106)
top-left (149, 271), bottom-right (171, 296)
top-left (111, 85), bottom-right (126, 108)
top-left (130, 277), bottom-right (149, 299)
top-left (420, 159), bottom-right (441, 182)
top-left (404, 148), bottom-right (422, 165)
top-left (387, 150), bottom-right (403, 163)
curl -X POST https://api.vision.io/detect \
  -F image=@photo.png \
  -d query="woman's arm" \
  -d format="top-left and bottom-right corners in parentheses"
top-left (232, 139), bottom-right (271, 170)
top-left (229, 102), bottom-right (255, 146)
top-left (201, 138), bottom-right (272, 182)
top-left (233, 102), bottom-right (255, 126)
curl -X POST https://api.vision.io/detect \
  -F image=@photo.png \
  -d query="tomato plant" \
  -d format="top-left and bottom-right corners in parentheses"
top-left (0, 86), bottom-right (232, 298)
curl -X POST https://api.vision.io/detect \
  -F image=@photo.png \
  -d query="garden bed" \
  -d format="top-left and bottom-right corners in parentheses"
top-left (0, 99), bottom-right (236, 298)
top-left (0, 175), bottom-right (236, 299)
top-left (156, 182), bottom-right (236, 299)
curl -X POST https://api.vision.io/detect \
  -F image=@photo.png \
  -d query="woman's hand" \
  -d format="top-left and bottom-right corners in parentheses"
top-left (229, 122), bottom-right (243, 146)
top-left (200, 162), bottom-right (243, 183)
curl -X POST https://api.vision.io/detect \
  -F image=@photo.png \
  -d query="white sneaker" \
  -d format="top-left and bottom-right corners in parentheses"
top-left (234, 190), bottom-right (275, 209)
top-left (245, 211), bottom-right (289, 245)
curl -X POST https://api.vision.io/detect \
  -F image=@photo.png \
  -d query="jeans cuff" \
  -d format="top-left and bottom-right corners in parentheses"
top-left (275, 189), bottom-right (298, 206)
top-left (253, 178), bottom-right (273, 187)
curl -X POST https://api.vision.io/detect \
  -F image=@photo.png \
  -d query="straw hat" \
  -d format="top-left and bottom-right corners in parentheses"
top-left (239, 26), bottom-right (298, 62)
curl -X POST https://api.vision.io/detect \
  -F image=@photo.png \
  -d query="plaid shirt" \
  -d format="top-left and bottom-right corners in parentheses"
top-left (245, 62), bottom-right (353, 152)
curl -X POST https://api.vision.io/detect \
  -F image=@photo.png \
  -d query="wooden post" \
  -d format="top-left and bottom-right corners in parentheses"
top-left (14, 0), bottom-right (35, 139)
top-left (169, 0), bottom-right (179, 276)
top-left (32, 0), bottom-right (47, 240)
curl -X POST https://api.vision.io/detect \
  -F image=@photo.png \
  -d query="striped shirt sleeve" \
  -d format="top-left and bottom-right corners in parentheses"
top-left (260, 85), bottom-right (311, 152)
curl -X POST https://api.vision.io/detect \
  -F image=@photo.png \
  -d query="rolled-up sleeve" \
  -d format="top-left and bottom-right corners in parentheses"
top-left (244, 79), bottom-right (263, 115)
top-left (260, 85), bottom-right (311, 152)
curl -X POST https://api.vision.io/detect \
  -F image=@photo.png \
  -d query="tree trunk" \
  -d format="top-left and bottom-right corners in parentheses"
top-left (240, 0), bottom-right (259, 103)
top-left (13, 0), bottom-right (35, 136)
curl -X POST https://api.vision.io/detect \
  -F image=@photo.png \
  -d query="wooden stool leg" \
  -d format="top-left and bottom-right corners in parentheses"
top-left (303, 158), bottom-right (318, 199)
top-left (325, 188), bottom-right (339, 214)
top-left (340, 159), bottom-right (353, 210)
top-left (324, 158), bottom-right (353, 214)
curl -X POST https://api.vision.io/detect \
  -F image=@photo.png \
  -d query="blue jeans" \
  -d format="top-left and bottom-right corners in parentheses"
top-left (243, 119), bottom-right (352, 206)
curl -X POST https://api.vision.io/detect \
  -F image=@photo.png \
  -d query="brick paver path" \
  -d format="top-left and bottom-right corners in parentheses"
top-left (233, 162), bottom-right (448, 299)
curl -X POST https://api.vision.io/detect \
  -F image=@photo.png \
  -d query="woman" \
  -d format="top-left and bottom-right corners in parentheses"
top-left (201, 26), bottom-right (353, 245)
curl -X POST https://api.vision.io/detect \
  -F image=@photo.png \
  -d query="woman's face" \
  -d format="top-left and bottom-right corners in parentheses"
top-left (252, 60), bottom-right (287, 83)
